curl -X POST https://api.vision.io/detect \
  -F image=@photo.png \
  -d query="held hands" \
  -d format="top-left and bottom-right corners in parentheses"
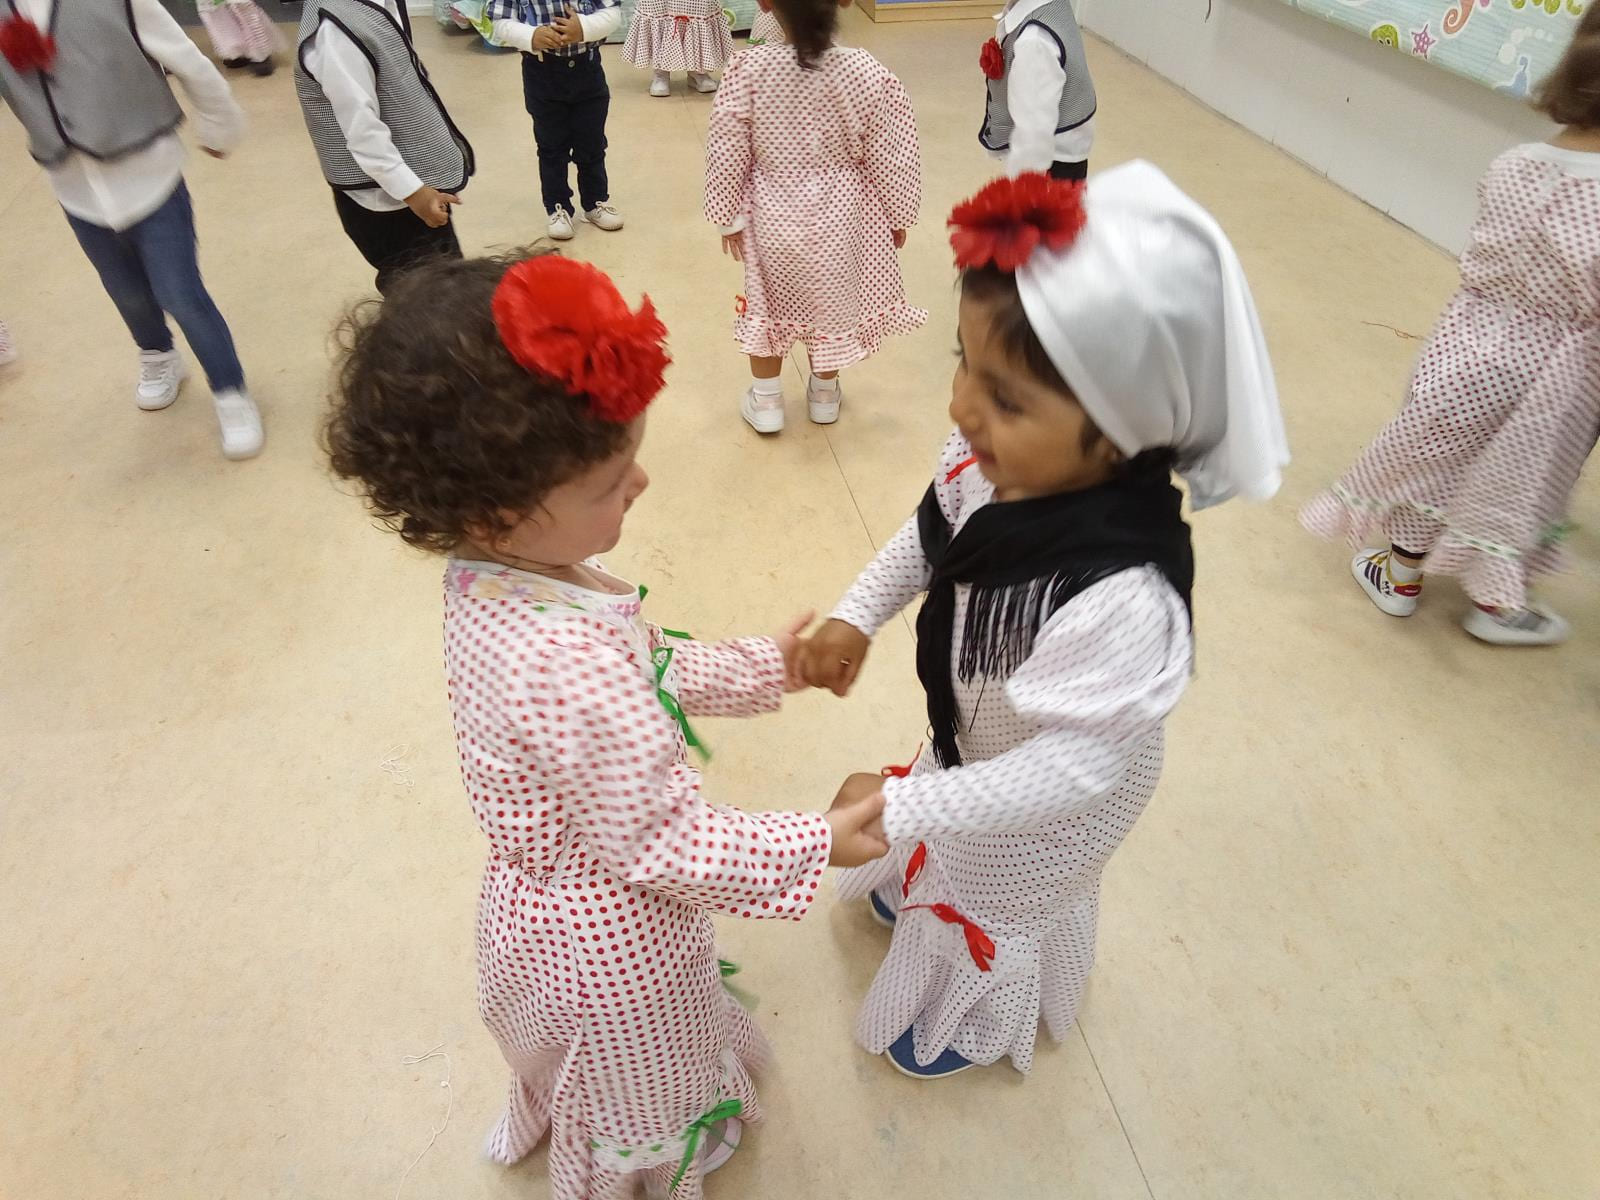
top-left (826, 782), bottom-right (888, 867)
top-left (773, 610), bottom-right (817, 693)
top-left (531, 22), bottom-right (565, 51)
top-left (798, 618), bottom-right (871, 697)
top-left (551, 6), bottom-right (585, 44)
top-left (405, 185), bottom-right (462, 229)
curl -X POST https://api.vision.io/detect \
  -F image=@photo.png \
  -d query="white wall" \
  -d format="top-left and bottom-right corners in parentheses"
top-left (1075, 0), bottom-right (1552, 252)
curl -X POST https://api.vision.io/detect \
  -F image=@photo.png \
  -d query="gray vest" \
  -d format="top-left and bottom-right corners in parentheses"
top-left (979, 0), bottom-right (1097, 154)
top-left (294, 0), bottom-right (473, 193)
top-left (0, 0), bottom-right (184, 166)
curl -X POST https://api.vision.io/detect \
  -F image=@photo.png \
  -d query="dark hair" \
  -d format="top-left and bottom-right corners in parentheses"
top-left (1535, 4), bottom-right (1600, 127)
top-left (959, 265), bottom-right (1177, 476)
top-left (324, 249), bottom-right (632, 554)
top-left (768, 0), bottom-right (835, 68)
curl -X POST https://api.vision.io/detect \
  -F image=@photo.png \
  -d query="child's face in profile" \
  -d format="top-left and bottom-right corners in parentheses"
top-left (950, 290), bottom-right (1121, 502)
top-left (491, 419), bottom-right (650, 568)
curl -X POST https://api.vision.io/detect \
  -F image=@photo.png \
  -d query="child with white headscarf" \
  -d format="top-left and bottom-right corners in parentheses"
top-left (799, 163), bottom-right (1287, 1078)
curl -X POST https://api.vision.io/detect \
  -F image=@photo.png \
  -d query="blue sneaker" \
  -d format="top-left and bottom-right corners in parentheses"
top-left (868, 890), bottom-right (898, 928)
top-left (886, 1028), bottom-right (975, 1079)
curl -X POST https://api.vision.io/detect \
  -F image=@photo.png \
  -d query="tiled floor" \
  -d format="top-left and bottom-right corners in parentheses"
top-left (1, 11), bottom-right (1596, 1199)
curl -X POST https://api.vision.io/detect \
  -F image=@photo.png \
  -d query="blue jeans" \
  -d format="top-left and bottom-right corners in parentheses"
top-left (65, 182), bottom-right (245, 392)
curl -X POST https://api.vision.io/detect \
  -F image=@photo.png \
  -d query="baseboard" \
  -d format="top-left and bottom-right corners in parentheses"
top-left (859, 0), bottom-right (992, 20)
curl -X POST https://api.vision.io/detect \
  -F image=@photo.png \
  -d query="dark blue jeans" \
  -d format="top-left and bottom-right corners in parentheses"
top-left (522, 49), bottom-right (610, 215)
top-left (65, 182), bottom-right (245, 392)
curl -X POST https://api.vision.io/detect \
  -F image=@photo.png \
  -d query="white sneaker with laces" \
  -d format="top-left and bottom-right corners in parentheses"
top-left (212, 388), bottom-right (264, 460)
top-left (137, 349), bottom-right (187, 411)
top-left (1350, 548), bottom-right (1421, 617)
top-left (1463, 604), bottom-right (1570, 647)
top-left (688, 71), bottom-right (718, 93)
top-left (585, 202), bottom-right (624, 232)
top-left (741, 387), bottom-right (784, 434)
top-left (649, 70), bottom-right (671, 97)
top-left (547, 206), bottom-right (575, 241)
top-left (807, 377), bottom-right (841, 424)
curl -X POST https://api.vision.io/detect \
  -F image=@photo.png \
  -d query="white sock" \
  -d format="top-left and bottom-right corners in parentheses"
top-left (1386, 552), bottom-right (1422, 585)
top-left (810, 375), bottom-right (839, 391)
top-left (752, 376), bottom-right (782, 398)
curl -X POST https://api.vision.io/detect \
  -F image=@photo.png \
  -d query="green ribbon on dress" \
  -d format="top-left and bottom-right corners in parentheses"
top-left (652, 644), bottom-right (710, 763)
top-left (670, 1098), bottom-right (745, 1192)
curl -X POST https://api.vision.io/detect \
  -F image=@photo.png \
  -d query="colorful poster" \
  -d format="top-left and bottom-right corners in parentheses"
top-left (1283, 0), bottom-right (1584, 95)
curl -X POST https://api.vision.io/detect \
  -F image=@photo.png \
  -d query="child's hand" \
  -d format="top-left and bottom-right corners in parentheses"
top-left (405, 185), bottom-right (462, 229)
top-left (831, 771), bottom-right (884, 810)
top-left (721, 233), bottom-right (744, 261)
top-left (892, 229), bottom-right (907, 249)
top-left (825, 788), bottom-right (888, 867)
top-left (773, 610), bottom-right (817, 692)
top-left (552, 7), bottom-right (584, 44)
top-left (801, 618), bottom-right (871, 696)
top-left (531, 23), bottom-right (564, 51)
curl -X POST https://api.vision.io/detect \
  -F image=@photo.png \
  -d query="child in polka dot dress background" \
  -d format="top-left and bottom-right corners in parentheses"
top-left (325, 251), bottom-right (889, 1198)
top-left (704, 0), bottom-right (924, 435)
top-left (801, 166), bottom-right (1288, 1079)
top-left (623, 0), bottom-right (733, 97)
top-left (1301, 9), bottom-right (1600, 647)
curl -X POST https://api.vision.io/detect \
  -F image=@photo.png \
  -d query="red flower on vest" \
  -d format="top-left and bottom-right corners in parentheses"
top-left (948, 171), bottom-right (1086, 273)
top-left (979, 37), bottom-right (1004, 80)
top-left (493, 256), bottom-right (671, 424)
top-left (1, 15), bottom-right (57, 73)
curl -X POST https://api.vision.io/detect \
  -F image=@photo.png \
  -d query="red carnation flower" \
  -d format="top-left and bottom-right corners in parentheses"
top-left (0, 15), bottom-right (57, 73)
top-left (947, 171), bottom-right (1087, 273)
top-left (493, 257), bottom-right (671, 424)
top-left (979, 37), bottom-right (1004, 80)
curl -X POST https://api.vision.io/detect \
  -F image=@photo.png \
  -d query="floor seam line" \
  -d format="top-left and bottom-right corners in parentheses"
top-left (1078, 1019), bottom-right (1158, 1200)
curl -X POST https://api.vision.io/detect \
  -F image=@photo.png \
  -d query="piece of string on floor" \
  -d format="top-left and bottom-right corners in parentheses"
top-left (394, 1042), bottom-right (453, 1200)
top-left (1361, 320), bottom-right (1422, 340)
top-left (381, 744), bottom-right (415, 789)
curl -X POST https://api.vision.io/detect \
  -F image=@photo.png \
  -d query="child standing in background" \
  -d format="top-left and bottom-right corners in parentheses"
top-left (484, 0), bottom-right (624, 241)
top-left (1301, 5), bottom-right (1600, 647)
top-left (325, 250), bottom-right (888, 1199)
top-left (196, 0), bottom-right (285, 76)
top-left (704, 0), bottom-right (923, 434)
top-left (978, 0), bottom-right (1097, 179)
top-left (624, 0), bottom-right (731, 96)
top-left (748, 1), bottom-right (783, 46)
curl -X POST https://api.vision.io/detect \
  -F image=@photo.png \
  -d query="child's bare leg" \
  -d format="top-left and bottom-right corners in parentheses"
top-left (750, 355), bottom-right (782, 380)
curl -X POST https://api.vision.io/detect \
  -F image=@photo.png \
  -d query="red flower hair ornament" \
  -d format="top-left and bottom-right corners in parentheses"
top-left (979, 37), bottom-right (1004, 80)
top-left (1, 15), bottom-right (57, 73)
top-left (492, 256), bottom-right (670, 424)
top-left (948, 171), bottom-right (1087, 273)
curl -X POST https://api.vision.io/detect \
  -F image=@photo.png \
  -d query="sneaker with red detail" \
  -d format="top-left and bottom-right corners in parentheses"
top-left (1351, 549), bottom-right (1421, 617)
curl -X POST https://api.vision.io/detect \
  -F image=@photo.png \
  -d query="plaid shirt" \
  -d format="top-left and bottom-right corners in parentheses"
top-left (484, 0), bottom-right (619, 55)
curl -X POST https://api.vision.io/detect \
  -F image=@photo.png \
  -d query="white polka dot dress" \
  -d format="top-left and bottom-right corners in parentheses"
top-left (704, 45), bottom-right (927, 372)
top-left (1301, 143), bottom-right (1600, 609)
top-left (830, 433), bottom-right (1194, 1073)
top-left (442, 561), bottom-right (831, 1199)
top-left (623, 0), bottom-right (733, 75)
top-left (747, 7), bottom-right (782, 45)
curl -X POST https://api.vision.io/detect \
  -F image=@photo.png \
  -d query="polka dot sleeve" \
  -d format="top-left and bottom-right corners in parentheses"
top-left (513, 635), bottom-right (831, 917)
top-left (864, 72), bottom-right (921, 231)
top-left (703, 50), bottom-right (753, 229)
top-left (879, 569), bottom-right (1193, 843)
top-left (659, 633), bottom-right (786, 718)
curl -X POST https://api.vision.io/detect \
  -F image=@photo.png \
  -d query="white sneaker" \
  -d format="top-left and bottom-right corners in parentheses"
top-left (1463, 604), bottom-right (1570, 647)
top-left (1350, 549), bottom-right (1421, 617)
top-left (741, 387), bottom-right (784, 434)
top-left (212, 388), bottom-right (264, 460)
top-left (137, 349), bottom-right (187, 411)
top-left (649, 70), bottom-right (670, 97)
top-left (688, 71), bottom-right (718, 93)
top-left (701, 1116), bottom-right (742, 1175)
top-left (585, 202), bottom-right (624, 232)
top-left (807, 377), bottom-right (841, 425)
top-left (547, 206), bottom-right (575, 241)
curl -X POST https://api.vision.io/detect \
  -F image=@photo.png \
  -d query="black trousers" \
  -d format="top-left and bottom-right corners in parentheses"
top-left (522, 48), bottom-right (610, 215)
top-left (1049, 159), bottom-right (1089, 181)
top-left (333, 189), bottom-right (463, 295)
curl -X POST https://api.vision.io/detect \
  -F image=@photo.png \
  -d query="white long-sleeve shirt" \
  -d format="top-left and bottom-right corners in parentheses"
top-left (993, 0), bottom-right (1093, 176)
top-left (17, 0), bottom-right (245, 230)
top-left (487, 3), bottom-right (621, 55)
top-left (300, 0), bottom-right (418, 213)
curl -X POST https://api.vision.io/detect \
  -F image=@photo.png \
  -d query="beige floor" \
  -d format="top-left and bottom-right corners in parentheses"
top-left (2, 12), bottom-right (1598, 1200)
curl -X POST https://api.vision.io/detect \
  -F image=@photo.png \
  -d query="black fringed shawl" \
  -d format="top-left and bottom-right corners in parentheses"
top-left (914, 458), bottom-right (1195, 768)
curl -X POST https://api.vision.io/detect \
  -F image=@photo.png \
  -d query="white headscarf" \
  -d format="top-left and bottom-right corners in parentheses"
top-left (1014, 161), bottom-right (1288, 509)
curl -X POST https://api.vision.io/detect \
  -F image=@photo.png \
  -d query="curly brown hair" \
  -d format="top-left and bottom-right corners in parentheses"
top-left (324, 250), bottom-right (633, 554)
top-left (1535, 3), bottom-right (1600, 127)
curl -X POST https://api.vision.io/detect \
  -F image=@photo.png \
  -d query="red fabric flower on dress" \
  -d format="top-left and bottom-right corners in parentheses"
top-left (979, 37), bottom-right (1004, 80)
top-left (948, 171), bottom-right (1086, 273)
top-left (0, 15), bottom-right (57, 73)
top-left (493, 256), bottom-right (670, 424)
top-left (734, 294), bottom-right (748, 316)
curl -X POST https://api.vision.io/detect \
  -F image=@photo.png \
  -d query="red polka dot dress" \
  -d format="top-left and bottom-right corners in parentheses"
top-left (624, 0), bottom-right (733, 75)
top-left (1301, 143), bottom-right (1600, 609)
top-left (830, 433), bottom-right (1194, 1073)
top-left (704, 45), bottom-right (926, 372)
top-left (442, 561), bottom-right (831, 1198)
